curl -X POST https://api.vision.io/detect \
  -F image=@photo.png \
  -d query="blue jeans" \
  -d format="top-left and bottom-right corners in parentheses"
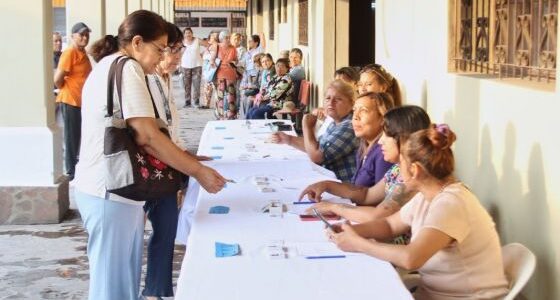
top-left (142, 194), bottom-right (179, 297)
top-left (75, 191), bottom-right (144, 300)
top-left (247, 104), bottom-right (274, 119)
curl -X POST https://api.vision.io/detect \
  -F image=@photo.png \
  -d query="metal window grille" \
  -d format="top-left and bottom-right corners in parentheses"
top-left (454, 0), bottom-right (557, 82)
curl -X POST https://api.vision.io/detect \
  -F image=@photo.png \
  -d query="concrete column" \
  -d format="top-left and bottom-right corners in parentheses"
top-left (105, 0), bottom-right (127, 35)
top-left (314, 0), bottom-right (336, 102)
top-left (0, 0), bottom-right (68, 224)
top-left (168, 0), bottom-right (174, 23)
top-left (335, 0), bottom-right (349, 69)
top-left (142, 0), bottom-right (153, 11)
top-left (128, 0), bottom-right (142, 14)
top-left (66, 0), bottom-right (105, 43)
top-left (161, 0), bottom-right (167, 19)
top-left (153, 0), bottom-right (160, 15)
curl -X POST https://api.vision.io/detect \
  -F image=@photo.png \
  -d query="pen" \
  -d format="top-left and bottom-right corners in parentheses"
top-left (292, 201), bottom-right (314, 204)
top-left (305, 255), bottom-right (346, 259)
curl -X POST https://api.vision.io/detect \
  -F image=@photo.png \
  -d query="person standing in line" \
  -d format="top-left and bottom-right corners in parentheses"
top-left (210, 30), bottom-right (238, 119)
top-left (144, 22), bottom-right (206, 300)
top-left (54, 22), bottom-right (92, 180)
top-left (80, 10), bottom-right (226, 300)
top-left (231, 33), bottom-right (246, 116)
top-left (231, 33), bottom-right (247, 64)
top-left (53, 32), bottom-right (64, 127)
top-left (199, 32), bottom-right (219, 109)
top-left (53, 32), bottom-right (63, 68)
top-left (180, 27), bottom-right (203, 108)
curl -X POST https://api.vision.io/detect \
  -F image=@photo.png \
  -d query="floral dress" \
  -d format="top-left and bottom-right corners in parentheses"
top-left (382, 165), bottom-right (411, 245)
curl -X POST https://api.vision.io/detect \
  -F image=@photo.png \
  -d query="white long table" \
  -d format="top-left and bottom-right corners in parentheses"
top-left (175, 120), bottom-right (412, 299)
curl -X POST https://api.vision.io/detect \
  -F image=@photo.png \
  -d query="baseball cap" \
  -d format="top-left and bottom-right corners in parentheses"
top-left (71, 22), bottom-right (91, 34)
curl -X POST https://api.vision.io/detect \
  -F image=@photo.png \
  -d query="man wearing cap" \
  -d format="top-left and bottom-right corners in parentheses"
top-left (54, 22), bottom-right (92, 180)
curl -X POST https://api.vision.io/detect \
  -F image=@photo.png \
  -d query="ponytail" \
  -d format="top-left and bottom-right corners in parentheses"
top-left (89, 35), bottom-right (119, 62)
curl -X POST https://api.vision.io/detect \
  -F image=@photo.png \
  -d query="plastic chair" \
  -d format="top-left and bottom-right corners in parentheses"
top-left (502, 243), bottom-right (536, 300)
top-left (400, 243), bottom-right (536, 298)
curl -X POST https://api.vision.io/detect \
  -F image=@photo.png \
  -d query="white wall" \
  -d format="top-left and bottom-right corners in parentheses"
top-left (376, 1), bottom-right (560, 299)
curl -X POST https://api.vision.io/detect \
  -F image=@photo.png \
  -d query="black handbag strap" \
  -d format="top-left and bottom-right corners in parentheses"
top-left (106, 55), bottom-right (160, 120)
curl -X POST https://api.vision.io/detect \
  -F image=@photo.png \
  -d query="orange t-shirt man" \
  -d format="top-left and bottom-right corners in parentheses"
top-left (56, 46), bottom-right (92, 107)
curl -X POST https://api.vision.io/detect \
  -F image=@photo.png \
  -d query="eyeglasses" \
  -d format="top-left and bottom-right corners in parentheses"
top-left (149, 41), bottom-right (170, 55)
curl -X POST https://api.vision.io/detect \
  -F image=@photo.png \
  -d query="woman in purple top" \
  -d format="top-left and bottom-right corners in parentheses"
top-left (351, 92), bottom-right (395, 187)
top-left (299, 105), bottom-right (431, 224)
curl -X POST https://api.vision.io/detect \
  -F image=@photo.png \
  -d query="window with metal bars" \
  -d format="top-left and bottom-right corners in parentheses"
top-left (299, 0), bottom-right (308, 46)
top-left (452, 0), bottom-right (557, 83)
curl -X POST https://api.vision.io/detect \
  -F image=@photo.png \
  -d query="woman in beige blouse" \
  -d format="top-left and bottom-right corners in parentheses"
top-left (328, 124), bottom-right (509, 300)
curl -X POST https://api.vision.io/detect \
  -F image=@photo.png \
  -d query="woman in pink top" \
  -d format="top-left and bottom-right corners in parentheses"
top-left (210, 30), bottom-right (238, 119)
top-left (328, 124), bottom-right (509, 300)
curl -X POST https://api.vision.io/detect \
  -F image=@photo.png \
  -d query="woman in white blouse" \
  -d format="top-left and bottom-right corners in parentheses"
top-left (78, 11), bottom-right (226, 300)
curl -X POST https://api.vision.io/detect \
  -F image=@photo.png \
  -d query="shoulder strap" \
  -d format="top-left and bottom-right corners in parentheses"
top-left (109, 56), bottom-right (161, 120)
top-left (105, 56), bottom-right (124, 117)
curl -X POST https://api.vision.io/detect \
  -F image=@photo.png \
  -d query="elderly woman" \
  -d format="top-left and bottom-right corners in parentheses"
top-left (211, 30), bottom-right (238, 119)
top-left (246, 58), bottom-right (293, 120)
top-left (79, 11), bottom-right (226, 299)
top-left (271, 80), bottom-right (359, 182)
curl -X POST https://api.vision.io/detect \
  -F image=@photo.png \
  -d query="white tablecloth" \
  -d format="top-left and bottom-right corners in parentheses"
top-left (176, 120), bottom-right (309, 244)
top-left (175, 120), bottom-right (412, 299)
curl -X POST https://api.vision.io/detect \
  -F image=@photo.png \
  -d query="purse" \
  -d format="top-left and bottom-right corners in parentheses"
top-left (103, 56), bottom-right (183, 201)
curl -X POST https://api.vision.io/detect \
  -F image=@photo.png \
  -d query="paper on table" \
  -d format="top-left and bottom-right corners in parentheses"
top-left (209, 206), bottom-right (230, 214)
top-left (215, 242), bottom-right (240, 257)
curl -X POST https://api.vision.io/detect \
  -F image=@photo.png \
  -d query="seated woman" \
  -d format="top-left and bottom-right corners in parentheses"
top-left (358, 64), bottom-right (402, 106)
top-left (351, 92), bottom-right (395, 187)
top-left (327, 125), bottom-right (509, 300)
top-left (301, 105), bottom-right (431, 223)
top-left (270, 80), bottom-right (358, 182)
top-left (246, 58), bottom-right (293, 119)
top-left (334, 66), bottom-right (360, 91)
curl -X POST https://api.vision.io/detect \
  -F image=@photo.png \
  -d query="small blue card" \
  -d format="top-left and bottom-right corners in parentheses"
top-left (211, 146), bottom-right (225, 150)
top-left (209, 206), bottom-right (230, 214)
top-left (215, 126), bottom-right (226, 130)
top-left (215, 242), bottom-right (240, 257)
top-left (223, 137), bottom-right (235, 140)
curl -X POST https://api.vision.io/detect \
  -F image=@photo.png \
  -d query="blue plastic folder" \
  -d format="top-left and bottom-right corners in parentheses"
top-left (209, 206), bottom-right (230, 214)
top-left (215, 242), bottom-right (240, 257)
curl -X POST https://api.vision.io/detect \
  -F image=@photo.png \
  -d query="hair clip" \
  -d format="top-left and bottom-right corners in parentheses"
top-left (435, 123), bottom-right (450, 134)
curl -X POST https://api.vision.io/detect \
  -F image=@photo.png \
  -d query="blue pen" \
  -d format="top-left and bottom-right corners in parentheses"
top-left (292, 201), bottom-right (314, 205)
top-left (305, 255), bottom-right (346, 259)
